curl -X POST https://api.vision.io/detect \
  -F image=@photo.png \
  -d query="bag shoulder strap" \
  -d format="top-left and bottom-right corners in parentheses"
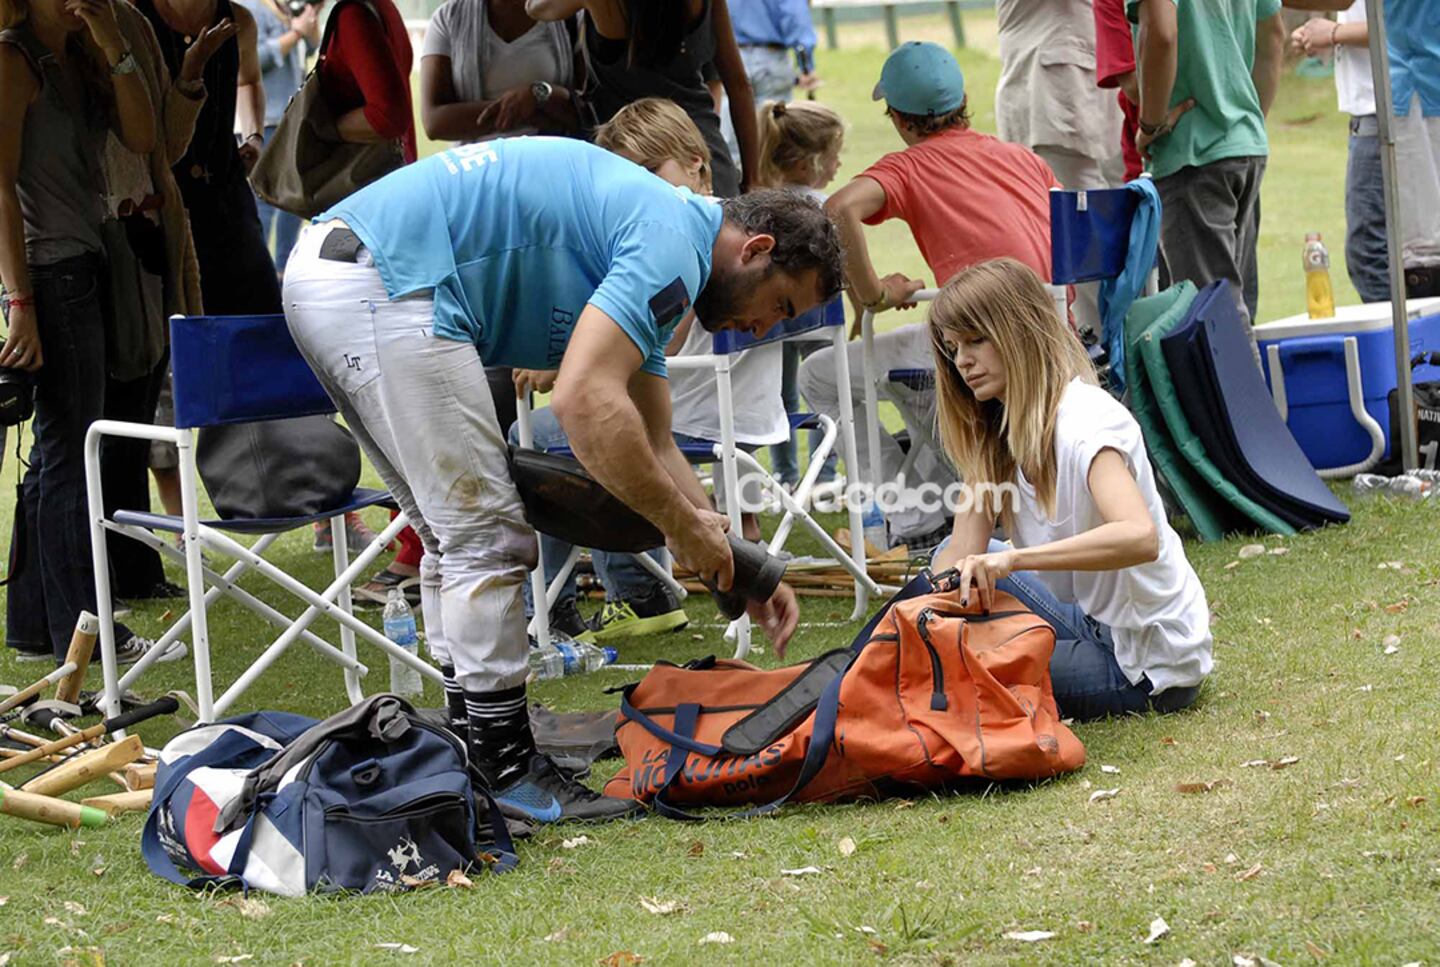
top-left (316, 0), bottom-right (385, 64)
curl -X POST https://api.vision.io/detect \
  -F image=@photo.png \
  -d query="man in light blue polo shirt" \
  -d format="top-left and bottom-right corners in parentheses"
top-left (282, 136), bottom-right (840, 823)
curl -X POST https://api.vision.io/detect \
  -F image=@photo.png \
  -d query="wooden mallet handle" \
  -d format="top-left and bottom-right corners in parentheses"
top-left (0, 696), bottom-right (178, 775)
top-left (0, 663), bottom-right (77, 717)
top-left (21, 735), bottom-right (145, 797)
top-left (0, 787), bottom-right (109, 828)
top-left (55, 611), bottom-right (99, 705)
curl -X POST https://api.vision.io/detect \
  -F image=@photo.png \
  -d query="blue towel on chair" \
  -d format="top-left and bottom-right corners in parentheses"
top-left (1097, 178), bottom-right (1161, 394)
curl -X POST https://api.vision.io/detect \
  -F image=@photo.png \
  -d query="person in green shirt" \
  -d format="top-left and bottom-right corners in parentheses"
top-left (1128, 0), bottom-right (1286, 332)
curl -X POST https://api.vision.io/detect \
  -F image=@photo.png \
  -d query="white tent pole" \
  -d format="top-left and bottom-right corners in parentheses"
top-left (1367, 0), bottom-right (1419, 470)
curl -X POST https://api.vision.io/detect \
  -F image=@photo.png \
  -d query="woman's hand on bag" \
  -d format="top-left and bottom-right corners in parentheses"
top-left (237, 133), bottom-right (263, 172)
top-left (512, 368), bottom-right (557, 397)
top-left (749, 581), bottom-right (800, 658)
top-left (180, 18), bottom-right (237, 83)
top-left (1, 302), bottom-right (44, 372)
top-left (956, 548), bottom-right (1017, 611)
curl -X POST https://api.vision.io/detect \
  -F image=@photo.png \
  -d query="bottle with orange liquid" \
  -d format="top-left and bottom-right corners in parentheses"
top-left (1304, 232), bottom-right (1335, 319)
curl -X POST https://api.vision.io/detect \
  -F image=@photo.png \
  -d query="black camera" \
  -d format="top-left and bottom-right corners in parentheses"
top-left (0, 343), bottom-right (35, 427)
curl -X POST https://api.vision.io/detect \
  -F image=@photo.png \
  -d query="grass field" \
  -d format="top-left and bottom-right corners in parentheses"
top-left (3, 14), bottom-right (1438, 966)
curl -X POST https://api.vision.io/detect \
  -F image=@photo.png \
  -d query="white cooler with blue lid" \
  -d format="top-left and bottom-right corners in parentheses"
top-left (1255, 297), bottom-right (1440, 473)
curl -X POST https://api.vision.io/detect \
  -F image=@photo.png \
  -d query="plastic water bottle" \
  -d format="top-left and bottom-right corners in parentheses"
top-left (1353, 473), bottom-right (1431, 499)
top-left (528, 640), bottom-right (618, 681)
top-left (383, 588), bottom-right (424, 698)
top-left (1304, 232), bottom-right (1335, 320)
top-left (861, 499), bottom-right (888, 554)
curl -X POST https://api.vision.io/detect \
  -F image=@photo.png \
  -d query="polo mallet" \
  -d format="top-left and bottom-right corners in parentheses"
top-left (0, 662), bottom-right (77, 718)
top-left (21, 700), bottom-right (86, 737)
top-left (20, 734), bottom-right (146, 797)
top-left (507, 446), bottom-right (786, 618)
top-left (0, 696), bottom-right (178, 775)
top-left (54, 611), bottom-right (99, 705)
top-left (0, 787), bottom-right (109, 828)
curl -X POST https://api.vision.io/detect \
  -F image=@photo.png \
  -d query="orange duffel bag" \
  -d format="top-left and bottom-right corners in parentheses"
top-left (604, 569), bottom-right (1086, 815)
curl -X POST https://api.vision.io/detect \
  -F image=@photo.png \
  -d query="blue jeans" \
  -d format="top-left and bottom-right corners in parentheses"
top-left (1346, 115), bottom-right (1391, 303)
top-left (932, 538), bottom-right (1200, 721)
top-left (6, 255), bottom-right (136, 658)
top-left (509, 407), bottom-right (668, 611)
top-left (253, 125), bottom-right (301, 275)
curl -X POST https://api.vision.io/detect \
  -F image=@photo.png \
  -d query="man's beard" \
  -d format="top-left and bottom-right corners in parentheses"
top-left (694, 262), bottom-right (769, 332)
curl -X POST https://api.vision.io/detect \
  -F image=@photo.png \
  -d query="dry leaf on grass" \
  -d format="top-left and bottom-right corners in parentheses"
top-left (399, 875), bottom-right (436, 890)
top-left (62, 902), bottom-right (87, 916)
top-left (543, 929), bottom-right (569, 943)
top-left (1161, 737), bottom-right (1178, 746)
top-left (12, 854), bottom-right (28, 871)
top-left (1237, 544), bottom-right (1265, 560)
top-left (561, 835), bottom-right (592, 849)
top-left (639, 897), bottom-right (683, 916)
top-left (1089, 788), bottom-right (1120, 803)
top-left (91, 867), bottom-right (107, 878)
top-left (1272, 756), bottom-right (1300, 770)
top-left (598, 953), bottom-right (643, 967)
top-left (1384, 600), bottom-right (1408, 614)
top-left (838, 837), bottom-right (857, 857)
top-left (780, 866), bottom-right (823, 876)
top-left (1383, 636), bottom-right (1401, 655)
top-left (1179, 959), bottom-right (1198, 967)
top-left (213, 957), bottom-right (254, 964)
top-left (216, 896), bottom-right (270, 920)
top-left (1142, 916), bottom-right (1170, 944)
top-left (1235, 863), bottom-right (1264, 882)
top-left (445, 870), bottom-right (473, 889)
top-left (373, 944), bottom-right (419, 955)
top-left (1100, 764), bottom-right (1120, 774)
top-left (1224, 561), bottom-right (1242, 571)
top-left (1233, 954), bottom-right (1282, 967)
top-left (1203, 863), bottom-right (1218, 874)
top-left (0, 952), bottom-right (10, 966)
top-left (1406, 796), bottom-right (1428, 807)
top-left (0, 897), bottom-right (6, 906)
top-left (1268, 547), bottom-right (1289, 556)
top-left (1003, 930), bottom-right (1057, 942)
top-left (1305, 939), bottom-right (1328, 960)
top-left (1075, 921), bottom-right (1094, 933)
top-left (1176, 779), bottom-right (1231, 794)
top-left (686, 840), bottom-right (704, 857)
top-left (698, 932), bottom-right (734, 945)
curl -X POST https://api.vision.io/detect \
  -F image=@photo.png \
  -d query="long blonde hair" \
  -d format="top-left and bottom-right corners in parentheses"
top-left (928, 258), bottom-right (1096, 526)
top-left (755, 100), bottom-right (844, 189)
top-left (593, 96), bottom-right (713, 194)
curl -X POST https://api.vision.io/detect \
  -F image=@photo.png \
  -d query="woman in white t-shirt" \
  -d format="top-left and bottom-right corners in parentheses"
top-left (929, 258), bottom-right (1211, 720)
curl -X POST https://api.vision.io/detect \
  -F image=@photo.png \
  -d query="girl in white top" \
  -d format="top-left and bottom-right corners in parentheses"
top-left (929, 258), bottom-right (1212, 720)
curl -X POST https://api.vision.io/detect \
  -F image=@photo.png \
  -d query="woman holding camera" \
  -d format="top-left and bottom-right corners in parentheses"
top-left (1, 0), bottom-right (184, 663)
top-left (237, 0), bottom-right (321, 276)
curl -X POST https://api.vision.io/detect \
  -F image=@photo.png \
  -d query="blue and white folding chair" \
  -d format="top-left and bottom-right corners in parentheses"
top-left (84, 314), bottom-right (437, 723)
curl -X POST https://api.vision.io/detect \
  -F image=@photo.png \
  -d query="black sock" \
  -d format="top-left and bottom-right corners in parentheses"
top-left (440, 664), bottom-right (467, 740)
top-left (464, 684), bottom-right (536, 788)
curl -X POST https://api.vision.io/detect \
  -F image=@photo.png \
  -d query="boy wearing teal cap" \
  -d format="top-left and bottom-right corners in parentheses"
top-left (802, 41), bottom-right (1060, 552)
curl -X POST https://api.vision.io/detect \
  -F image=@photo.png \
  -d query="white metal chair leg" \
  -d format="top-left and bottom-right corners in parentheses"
top-left (515, 397), bottom-right (551, 649)
top-left (835, 324), bottom-right (870, 620)
top-left (331, 514), bottom-right (366, 705)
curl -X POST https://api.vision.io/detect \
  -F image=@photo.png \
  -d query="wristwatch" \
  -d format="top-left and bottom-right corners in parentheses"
top-left (1138, 117), bottom-right (1170, 137)
top-left (531, 80), bottom-right (553, 106)
top-left (109, 49), bottom-right (137, 76)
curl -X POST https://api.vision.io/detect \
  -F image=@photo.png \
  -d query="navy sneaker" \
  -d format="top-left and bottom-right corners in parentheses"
top-left (492, 754), bottom-right (642, 824)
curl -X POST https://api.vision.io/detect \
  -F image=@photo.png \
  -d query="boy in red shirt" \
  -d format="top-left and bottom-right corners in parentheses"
top-left (801, 42), bottom-right (1059, 551)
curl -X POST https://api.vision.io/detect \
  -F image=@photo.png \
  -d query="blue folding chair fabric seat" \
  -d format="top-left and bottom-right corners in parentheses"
top-left (1160, 282), bottom-right (1350, 529)
top-left (113, 488), bottom-right (396, 536)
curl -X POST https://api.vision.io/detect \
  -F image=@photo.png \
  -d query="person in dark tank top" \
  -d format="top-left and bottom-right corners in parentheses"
top-left (526, 0), bottom-right (759, 197)
top-left (137, 0), bottom-right (281, 314)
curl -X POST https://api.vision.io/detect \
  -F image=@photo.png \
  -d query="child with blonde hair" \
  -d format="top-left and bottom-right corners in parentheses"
top-left (928, 258), bottom-right (1211, 721)
top-left (755, 99), bottom-right (846, 486)
top-left (594, 96), bottom-right (713, 195)
top-left (755, 99), bottom-right (845, 194)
